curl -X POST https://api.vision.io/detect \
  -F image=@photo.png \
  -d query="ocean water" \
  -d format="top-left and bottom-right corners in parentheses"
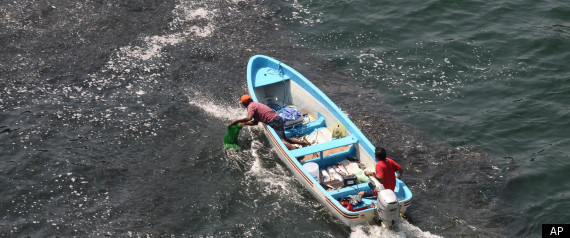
top-left (0, 0), bottom-right (568, 237)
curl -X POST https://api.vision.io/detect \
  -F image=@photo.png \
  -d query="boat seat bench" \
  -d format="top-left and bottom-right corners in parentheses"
top-left (328, 183), bottom-right (375, 210)
top-left (329, 182), bottom-right (370, 198)
top-left (300, 145), bottom-right (356, 168)
top-left (289, 135), bottom-right (358, 159)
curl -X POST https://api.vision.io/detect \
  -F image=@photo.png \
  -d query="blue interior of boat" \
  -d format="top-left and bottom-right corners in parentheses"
top-left (253, 67), bottom-right (290, 88)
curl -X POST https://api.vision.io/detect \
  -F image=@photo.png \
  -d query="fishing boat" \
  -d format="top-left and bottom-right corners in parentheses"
top-left (247, 55), bottom-right (412, 228)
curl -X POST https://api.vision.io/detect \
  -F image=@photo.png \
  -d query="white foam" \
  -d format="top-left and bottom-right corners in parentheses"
top-left (123, 34), bottom-right (185, 61)
top-left (243, 140), bottom-right (308, 207)
top-left (246, 141), bottom-right (295, 192)
top-left (210, 103), bottom-right (307, 204)
top-left (350, 220), bottom-right (442, 238)
top-left (186, 91), bottom-right (246, 121)
top-left (170, 1), bottom-right (219, 38)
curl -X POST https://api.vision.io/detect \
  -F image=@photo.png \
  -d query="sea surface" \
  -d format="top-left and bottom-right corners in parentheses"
top-left (1, 0), bottom-right (568, 237)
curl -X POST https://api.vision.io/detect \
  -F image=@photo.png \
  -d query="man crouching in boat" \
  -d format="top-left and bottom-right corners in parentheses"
top-left (230, 94), bottom-right (309, 150)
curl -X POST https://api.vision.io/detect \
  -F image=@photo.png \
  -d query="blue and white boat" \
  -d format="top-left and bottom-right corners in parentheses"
top-left (247, 55), bottom-right (412, 227)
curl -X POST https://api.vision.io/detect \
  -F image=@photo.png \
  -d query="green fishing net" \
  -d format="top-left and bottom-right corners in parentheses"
top-left (224, 124), bottom-right (243, 149)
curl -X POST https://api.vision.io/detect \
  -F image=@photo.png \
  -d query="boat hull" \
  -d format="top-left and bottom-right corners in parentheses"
top-left (246, 55), bottom-right (412, 226)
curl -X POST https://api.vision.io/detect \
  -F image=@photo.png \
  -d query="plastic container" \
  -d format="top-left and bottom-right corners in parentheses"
top-left (303, 162), bottom-right (320, 182)
top-left (356, 168), bottom-right (374, 183)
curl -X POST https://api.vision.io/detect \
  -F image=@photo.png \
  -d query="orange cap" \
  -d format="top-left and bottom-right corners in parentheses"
top-left (239, 94), bottom-right (252, 103)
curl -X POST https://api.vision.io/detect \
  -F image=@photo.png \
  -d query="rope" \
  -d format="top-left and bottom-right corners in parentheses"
top-left (278, 62), bottom-right (288, 107)
top-left (263, 65), bottom-right (287, 106)
top-left (364, 217), bottom-right (372, 228)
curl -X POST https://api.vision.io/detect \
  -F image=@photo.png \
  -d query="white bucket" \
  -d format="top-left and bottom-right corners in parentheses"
top-left (303, 162), bottom-right (319, 182)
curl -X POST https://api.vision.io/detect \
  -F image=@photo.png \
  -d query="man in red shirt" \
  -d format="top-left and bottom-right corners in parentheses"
top-left (367, 147), bottom-right (402, 190)
top-left (230, 95), bottom-right (308, 150)
top-left (359, 147), bottom-right (403, 196)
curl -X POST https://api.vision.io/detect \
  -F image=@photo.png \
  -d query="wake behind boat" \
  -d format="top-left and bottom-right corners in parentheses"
top-left (245, 55), bottom-right (412, 228)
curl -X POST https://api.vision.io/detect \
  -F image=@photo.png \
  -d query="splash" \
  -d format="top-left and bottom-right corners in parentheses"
top-left (350, 220), bottom-right (442, 238)
top-left (186, 90), bottom-right (246, 121)
top-left (192, 94), bottom-right (310, 206)
top-left (245, 140), bottom-right (299, 196)
top-left (241, 135), bottom-right (315, 209)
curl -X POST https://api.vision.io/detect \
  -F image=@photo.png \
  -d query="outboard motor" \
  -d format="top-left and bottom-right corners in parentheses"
top-left (370, 177), bottom-right (401, 230)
